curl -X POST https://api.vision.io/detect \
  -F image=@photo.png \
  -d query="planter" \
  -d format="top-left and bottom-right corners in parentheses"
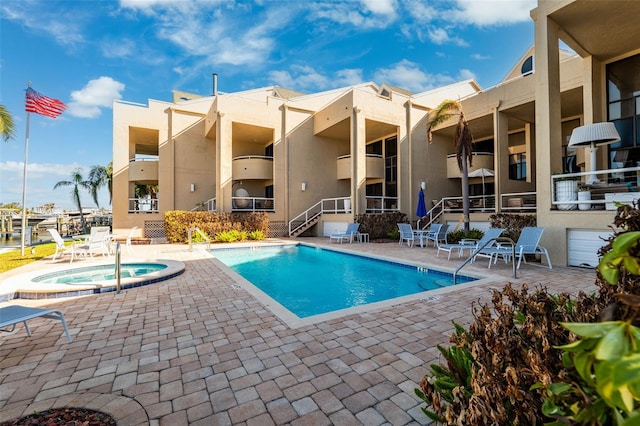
top-left (578, 191), bottom-right (591, 210)
top-left (344, 198), bottom-right (351, 213)
top-left (556, 180), bottom-right (577, 210)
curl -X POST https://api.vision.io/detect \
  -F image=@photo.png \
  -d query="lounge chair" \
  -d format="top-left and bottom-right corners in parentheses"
top-left (425, 224), bottom-right (449, 247)
top-left (74, 228), bottom-right (112, 258)
top-left (47, 229), bottom-right (75, 262)
top-left (126, 226), bottom-right (139, 254)
top-left (397, 223), bottom-right (418, 247)
top-left (0, 305), bottom-right (72, 342)
top-left (476, 226), bottom-right (552, 269)
top-left (436, 228), bottom-right (504, 260)
top-left (330, 223), bottom-right (360, 243)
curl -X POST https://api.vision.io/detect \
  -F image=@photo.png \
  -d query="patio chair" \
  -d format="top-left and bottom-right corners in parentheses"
top-left (425, 224), bottom-right (449, 247)
top-left (47, 228), bottom-right (75, 262)
top-left (397, 223), bottom-right (418, 247)
top-left (437, 228), bottom-right (504, 260)
top-left (330, 223), bottom-right (360, 244)
top-left (74, 228), bottom-right (111, 258)
top-left (0, 305), bottom-right (72, 342)
top-left (476, 227), bottom-right (552, 269)
top-left (126, 226), bottom-right (139, 254)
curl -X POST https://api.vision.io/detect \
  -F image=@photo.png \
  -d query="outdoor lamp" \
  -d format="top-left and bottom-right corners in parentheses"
top-left (568, 122), bottom-right (620, 185)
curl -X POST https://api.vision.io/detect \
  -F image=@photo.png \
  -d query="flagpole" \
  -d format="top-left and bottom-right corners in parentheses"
top-left (20, 111), bottom-right (31, 257)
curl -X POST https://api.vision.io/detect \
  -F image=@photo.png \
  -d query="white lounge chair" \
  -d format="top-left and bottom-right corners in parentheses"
top-left (436, 228), bottom-right (504, 260)
top-left (126, 226), bottom-right (139, 254)
top-left (47, 229), bottom-right (75, 262)
top-left (330, 223), bottom-right (360, 243)
top-left (476, 226), bottom-right (552, 269)
top-left (0, 305), bottom-right (72, 342)
top-left (74, 228), bottom-right (111, 258)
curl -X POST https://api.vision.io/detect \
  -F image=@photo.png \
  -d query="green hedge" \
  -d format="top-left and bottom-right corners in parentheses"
top-left (164, 211), bottom-right (269, 244)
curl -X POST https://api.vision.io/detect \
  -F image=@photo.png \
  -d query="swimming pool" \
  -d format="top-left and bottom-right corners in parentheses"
top-left (212, 244), bottom-right (476, 319)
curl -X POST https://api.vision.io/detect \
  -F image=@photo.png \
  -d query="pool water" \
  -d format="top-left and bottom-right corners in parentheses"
top-left (33, 263), bottom-right (168, 284)
top-left (212, 245), bottom-right (475, 318)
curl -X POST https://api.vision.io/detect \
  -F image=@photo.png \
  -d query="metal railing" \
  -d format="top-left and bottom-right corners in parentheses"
top-left (289, 197), bottom-right (351, 236)
top-left (551, 166), bottom-right (640, 211)
top-left (232, 196), bottom-right (275, 212)
top-left (453, 236), bottom-right (516, 284)
top-left (500, 192), bottom-right (537, 211)
top-left (365, 196), bottom-right (399, 213)
top-left (191, 198), bottom-right (216, 212)
top-left (128, 198), bottom-right (159, 213)
top-left (188, 227), bottom-right (211, 251)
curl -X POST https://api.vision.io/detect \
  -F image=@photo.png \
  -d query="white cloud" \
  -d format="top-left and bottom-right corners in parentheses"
top-left (374, 60), bottom-right (432, 92)
top-left (0, 2), bottom-right (85, 47)
top-left (310, 0), bottom-right (398, 29)
top-left (450, 0), bottom-right (536, 26)
top-left (335, 69), bottom-right (365, 87)
top-left (471, 53), bottom-right (490, 60)
top-left (373, 60), bottom-right (474, 92)
top-left (100, 38), bottom-right (135, 58)
top-left (66, 77), bottom-right (125, 119)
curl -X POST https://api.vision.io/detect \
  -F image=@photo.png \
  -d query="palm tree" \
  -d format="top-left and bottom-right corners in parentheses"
top-left (427, 100), bottom-right (474, 235)
top-left (54, 169), bottom-right (91, 233)
top-left (0, 104), bottom-right (16, 142)
top-left (88, 162), bottom-right (113, 206)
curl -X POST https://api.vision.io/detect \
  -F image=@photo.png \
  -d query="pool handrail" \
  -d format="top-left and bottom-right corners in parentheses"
top-left (188, 227), bottom-right (211, 251)
top-left (453, 236), bottom-right (517, 284)
top-left (115, 242), bottom-right (122, 294)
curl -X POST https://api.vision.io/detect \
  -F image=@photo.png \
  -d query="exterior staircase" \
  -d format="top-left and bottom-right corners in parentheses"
top-left (288, 197), bottom-right (350, 237)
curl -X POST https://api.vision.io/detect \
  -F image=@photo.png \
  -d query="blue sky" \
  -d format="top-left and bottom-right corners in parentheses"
top-left (0, 0), bottom-right (536, 211)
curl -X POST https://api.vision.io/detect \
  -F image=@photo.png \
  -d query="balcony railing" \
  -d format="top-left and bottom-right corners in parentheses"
top-left (128, 157), bottom-right (159, 182)
top-left (232, 196), bottom-right (275, 212)
top-left (337, 154), bottom-right (385, 180)
top-left (500, 192), bottom-right (537, 211)
top-left (551, 166), bottom-right (640, 211)
top-left (365, 196), bottom-right (399, 213)
top-left (232, 155), bottom-right (273, 180)
top-left (129, 198), bottom-right (159, 213)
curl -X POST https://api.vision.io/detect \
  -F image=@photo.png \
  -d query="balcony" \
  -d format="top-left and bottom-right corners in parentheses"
top-left (232, 196), bottom-right (275, 212)
top-left (551, 166), bottom-right (640, 211)
top-left (365, 196), bottom-right (399, 213)
top-left (446, 152), bottom-right (494, 178)
top-left (337, 154), bottom-right (384, 180)
top-left (129, 198), bottom-right (159, 213)
top-left (129, 158), bottom-right (158, 183)
top-left (232, 156), bottom-right (273, 181)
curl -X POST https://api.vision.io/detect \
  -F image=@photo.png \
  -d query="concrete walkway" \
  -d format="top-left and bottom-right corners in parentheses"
top-left (0, 239), bottom-right (598, 425)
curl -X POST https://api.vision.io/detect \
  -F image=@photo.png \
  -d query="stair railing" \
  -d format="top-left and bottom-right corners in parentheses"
top-left (288, 197), bottom-right (350, 236)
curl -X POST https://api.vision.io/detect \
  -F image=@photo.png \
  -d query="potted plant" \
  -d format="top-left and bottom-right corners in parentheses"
top-left (577, 185), bottom-right (591, 210)
top-left (555, 174), bottom-right (578, 210)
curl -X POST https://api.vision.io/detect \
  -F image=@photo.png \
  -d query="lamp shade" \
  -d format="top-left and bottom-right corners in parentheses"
top-left (568, 122), bottom-right (621, 147)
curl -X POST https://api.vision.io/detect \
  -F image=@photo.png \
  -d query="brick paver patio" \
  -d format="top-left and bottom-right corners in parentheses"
top-left (0, 238), bottom-right (598, 425)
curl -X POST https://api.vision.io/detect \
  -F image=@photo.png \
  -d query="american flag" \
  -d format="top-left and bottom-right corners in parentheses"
top-left (24, 87), bottom-right (67, 118)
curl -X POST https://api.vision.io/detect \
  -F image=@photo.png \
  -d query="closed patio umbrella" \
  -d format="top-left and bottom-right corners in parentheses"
top-left (416, 188), bottom-right (427, 218)
top-left (468, 167), bottom-right (494, 196)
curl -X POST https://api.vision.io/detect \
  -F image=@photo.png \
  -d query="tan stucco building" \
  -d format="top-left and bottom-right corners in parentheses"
top-left (112, 0), bottom-right (640, 268)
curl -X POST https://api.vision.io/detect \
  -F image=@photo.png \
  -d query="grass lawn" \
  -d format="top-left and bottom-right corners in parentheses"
top-left (0, 242), bottom-right (62, 274)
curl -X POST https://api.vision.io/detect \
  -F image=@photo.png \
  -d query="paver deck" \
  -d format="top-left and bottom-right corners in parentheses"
top-left (0, 238), bottom-right (598, 425)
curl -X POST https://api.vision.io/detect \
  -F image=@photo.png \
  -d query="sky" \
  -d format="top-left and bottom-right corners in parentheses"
top-left (0, 0), bottom-right (537, 211)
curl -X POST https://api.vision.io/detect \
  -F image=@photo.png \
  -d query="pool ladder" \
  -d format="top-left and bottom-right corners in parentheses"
top-left (453, 237), bottom-right (517, 284)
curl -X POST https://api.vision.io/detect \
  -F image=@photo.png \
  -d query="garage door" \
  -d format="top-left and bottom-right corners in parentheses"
top-left (567, 229), bottom-right (612, 268)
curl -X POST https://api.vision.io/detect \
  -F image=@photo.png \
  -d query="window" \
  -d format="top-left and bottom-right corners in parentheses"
top-left (509, 153), bottom-right (526, 180)
top-left (607, 54), bottom-right (640, 168)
